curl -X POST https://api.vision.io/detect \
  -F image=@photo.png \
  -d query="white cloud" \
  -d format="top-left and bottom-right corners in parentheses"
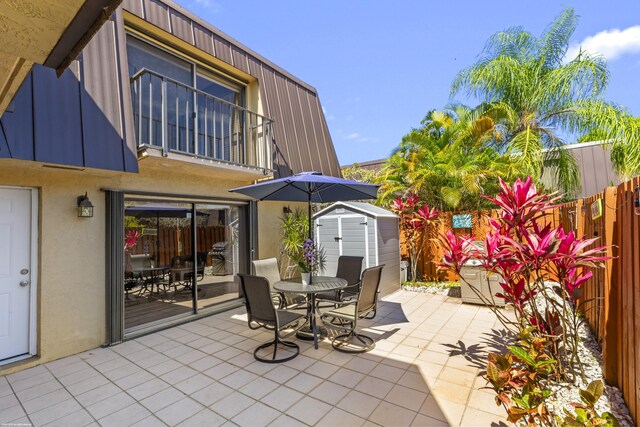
top-left (345, 132), bottom-right (369, 143)
top-left (566, 26), bottom-right (640, 62)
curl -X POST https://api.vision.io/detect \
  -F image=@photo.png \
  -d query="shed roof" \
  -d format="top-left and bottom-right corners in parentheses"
top-left (314, 202), bottom-right (398, 219)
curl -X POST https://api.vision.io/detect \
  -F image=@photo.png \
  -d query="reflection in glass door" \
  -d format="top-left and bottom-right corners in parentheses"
top-left (122, 199), bottom-right (245, 332)
top-left (123, 201), bottom-right (194, 330)
top-left (195, 204), bottom-right (241, 311)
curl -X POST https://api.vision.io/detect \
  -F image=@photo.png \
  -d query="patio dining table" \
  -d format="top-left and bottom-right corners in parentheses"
top-left (131, 266), bottom-right (169, 297)
top-left (274, 276), bottom-right (347, 349)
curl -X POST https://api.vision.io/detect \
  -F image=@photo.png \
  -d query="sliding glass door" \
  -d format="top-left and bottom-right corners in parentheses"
top-left (121, 198), bottom-right (247, 333)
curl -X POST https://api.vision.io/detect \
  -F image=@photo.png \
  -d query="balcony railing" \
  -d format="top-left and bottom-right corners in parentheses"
top-left (130, 69), bottom-right (273, 172)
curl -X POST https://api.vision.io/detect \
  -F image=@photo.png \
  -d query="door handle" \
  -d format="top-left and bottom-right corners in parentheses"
top-left (19, 281), bottom-right (29, 287)
top-left (334, 237), bottom-right (342, 242)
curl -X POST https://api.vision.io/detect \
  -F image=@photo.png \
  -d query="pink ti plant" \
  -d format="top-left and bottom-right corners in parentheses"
top-left (391, 192), bottom-right (439, 281)
top-left (439, 177), bottom-right (609, 380)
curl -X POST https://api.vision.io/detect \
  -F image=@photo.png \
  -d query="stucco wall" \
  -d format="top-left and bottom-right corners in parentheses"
top-left (0, 158), bottom-right (289, 374)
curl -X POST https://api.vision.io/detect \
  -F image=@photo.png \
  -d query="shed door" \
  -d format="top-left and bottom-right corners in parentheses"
top-left (341, 216), bottom-right (369, 268)
top-left (316, 214), bottom-right (369, 275)
top-left (316, 217), bottom-right (340, 275)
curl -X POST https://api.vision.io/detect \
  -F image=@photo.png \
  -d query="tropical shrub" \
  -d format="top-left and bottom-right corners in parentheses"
top-left (389, 192), bottom-right (438, 281)
top-left (560, 380), bottom-right (619, 426)
top-left (484, 329), bottom-right (557, 425)
top-left (440, 177), bottom-right (608, 380)
top-left (278, 208), bottom-right (309, 278)
top-left (484, 330), bottom-right (618, 426)
top-left (379, 105), bottom-right (524, 210)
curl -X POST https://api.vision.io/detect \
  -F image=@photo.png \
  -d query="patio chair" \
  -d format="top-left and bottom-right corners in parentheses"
top-left (238, 274), bottom-right (305, 363)
top-left (320, 265), bottom-right (384, 353)
top-left (209, 241), bottom-right (229, 275)
top-left (316, 255), bottom-right (364, 303)
top-left (252, 258), bottom-right (306, 309)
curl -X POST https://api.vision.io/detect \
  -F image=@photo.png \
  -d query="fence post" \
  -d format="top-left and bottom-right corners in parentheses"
top-left (602, 186), bottom-right (619, 385)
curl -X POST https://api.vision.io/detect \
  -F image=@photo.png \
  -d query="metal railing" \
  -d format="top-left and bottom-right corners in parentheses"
top-left (130, 69), bottom-right (274, 172)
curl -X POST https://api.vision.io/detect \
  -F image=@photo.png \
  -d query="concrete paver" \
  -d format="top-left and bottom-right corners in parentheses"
top-left (1, 291), bottom-right (513, 426)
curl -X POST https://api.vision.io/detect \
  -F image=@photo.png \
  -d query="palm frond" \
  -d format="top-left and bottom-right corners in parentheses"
top-left (537, 7), bottom-right (578, 69)
top-left (543, 146), bottom-right (581, 197)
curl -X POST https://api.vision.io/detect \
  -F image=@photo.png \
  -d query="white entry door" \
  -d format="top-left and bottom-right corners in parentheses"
top-left (0, 188), bottom-right (35, 362)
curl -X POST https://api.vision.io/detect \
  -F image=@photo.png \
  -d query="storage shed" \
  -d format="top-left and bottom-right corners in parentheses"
top-left (313, 202), bottom-right (401, 297)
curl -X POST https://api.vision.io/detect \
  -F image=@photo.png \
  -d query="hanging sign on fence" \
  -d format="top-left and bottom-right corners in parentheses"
top-left (591, 199), bottom-right (603, 220)
top-left (452, 214), bottom-right (473, 229)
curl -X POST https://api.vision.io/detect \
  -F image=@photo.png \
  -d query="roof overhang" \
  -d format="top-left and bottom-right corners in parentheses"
top-left (313, 201), bottom-right (398, 219)
top-left (0, 0), bottom-right (122, 115)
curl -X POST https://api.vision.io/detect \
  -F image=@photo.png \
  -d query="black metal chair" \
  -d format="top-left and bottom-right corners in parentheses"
top-left (317, 255), bottom-right (364, 303)
top-left (238, 274), bottom-right (305, 363)
top-left (320, 265), bottom-right (384, 353)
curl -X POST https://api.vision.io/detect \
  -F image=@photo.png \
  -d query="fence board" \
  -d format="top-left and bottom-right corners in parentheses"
top-left (125, 225), bottom-right (226, 266)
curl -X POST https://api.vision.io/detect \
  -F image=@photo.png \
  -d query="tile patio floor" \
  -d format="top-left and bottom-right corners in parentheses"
top-left (0, 291), bottom-right (513, 426)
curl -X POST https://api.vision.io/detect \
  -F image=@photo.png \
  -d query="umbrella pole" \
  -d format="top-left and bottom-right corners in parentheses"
top-left (308, 193), bottom-right (312, 241)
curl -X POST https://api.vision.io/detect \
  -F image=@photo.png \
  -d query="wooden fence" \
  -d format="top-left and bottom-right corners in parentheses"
top-left (411, 178), bottom-right (640, 424)
top-left (125, 225), bottom-right (226, 266)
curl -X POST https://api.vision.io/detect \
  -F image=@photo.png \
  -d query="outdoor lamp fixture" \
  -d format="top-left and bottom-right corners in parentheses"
top-left (283, 206), bottom-right (292, 214)
top-left (77, 193), bottom-right (94, 218)
top-left (634, 186), bottom-right (640, 216)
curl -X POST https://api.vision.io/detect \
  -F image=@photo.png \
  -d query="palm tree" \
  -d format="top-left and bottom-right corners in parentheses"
top-left (379, 105), bottom-right (516, 210)
top-left (451, 8), bottom-right (640, 197)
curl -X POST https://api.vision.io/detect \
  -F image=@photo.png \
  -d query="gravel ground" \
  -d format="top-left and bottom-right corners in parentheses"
top-left (403, 283), bottom-right (635, 426)
top-left (402, 283), bottom-right (462, 298)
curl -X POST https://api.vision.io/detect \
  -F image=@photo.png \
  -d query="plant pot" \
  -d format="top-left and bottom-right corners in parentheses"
top-left (301, 272), bottom-right (311, 286)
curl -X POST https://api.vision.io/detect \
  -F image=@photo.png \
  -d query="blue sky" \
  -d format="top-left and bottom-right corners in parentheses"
top-left (176, 0), bottom-right (640, 166)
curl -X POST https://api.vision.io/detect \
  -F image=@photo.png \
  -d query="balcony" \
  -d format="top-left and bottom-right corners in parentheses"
top-left (130, 69), bottom-right (274, 174)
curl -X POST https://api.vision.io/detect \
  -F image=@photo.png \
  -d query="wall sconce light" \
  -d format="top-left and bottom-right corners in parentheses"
top-left (282, 206), bottom-right (291, 214)
top-left (77, 193), bottom-right (94, 218)
top-left (634, 186), bottom-right (640, 216)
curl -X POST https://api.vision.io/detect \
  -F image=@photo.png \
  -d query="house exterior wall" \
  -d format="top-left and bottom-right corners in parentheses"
top-left (0, 0), bottom-right (341, 373)
top-left (0, 159), bottom-right (286, 375)
top-left (541, 141), bottom-right (622, 199)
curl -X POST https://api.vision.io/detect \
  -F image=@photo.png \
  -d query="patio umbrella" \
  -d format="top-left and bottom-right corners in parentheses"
top-left (229, 171), bottom-right (379, 240)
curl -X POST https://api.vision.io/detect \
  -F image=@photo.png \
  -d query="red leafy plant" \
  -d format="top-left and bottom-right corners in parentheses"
top-left (124, 230), bottom-right (141, 251)
top-left (440, 177), bottom-right (609, 381)
top-left (390, 193), bottom-right (439, 281)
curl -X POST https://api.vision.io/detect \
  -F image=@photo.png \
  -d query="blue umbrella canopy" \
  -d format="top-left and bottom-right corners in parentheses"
top-left (229, 171), bottom-right (379, 239)
top-left (229, 171), bottom-right (379, 203)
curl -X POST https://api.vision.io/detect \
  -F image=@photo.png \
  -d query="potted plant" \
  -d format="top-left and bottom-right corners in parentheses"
top-left (297, 239), bottom-right (325, 285)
